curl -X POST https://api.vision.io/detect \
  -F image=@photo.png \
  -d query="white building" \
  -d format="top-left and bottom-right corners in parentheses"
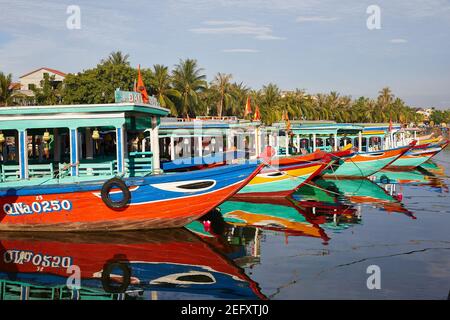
top-left (415, 108), bottom-right (435, 120)
top-left (11, 67), bottom-right (66, 105)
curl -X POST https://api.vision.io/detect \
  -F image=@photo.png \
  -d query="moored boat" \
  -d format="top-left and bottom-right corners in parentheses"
top-left (321, 142), bottom-right (415, 178)
top-left (387, 139), bottom-right (449, 170)
top-left (235, 151), bottom-right (334, 197)
top-left (0, 94), bottom-right (263, 231)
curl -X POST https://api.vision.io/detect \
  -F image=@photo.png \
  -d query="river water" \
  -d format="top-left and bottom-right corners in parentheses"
top-left (0, 149), bottom-right (449, 300)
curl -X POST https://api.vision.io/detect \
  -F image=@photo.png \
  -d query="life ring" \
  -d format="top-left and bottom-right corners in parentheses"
top-left (101, 177), bottom-right (131, 209)
top-left (101, 262), bottom-right (131, 294)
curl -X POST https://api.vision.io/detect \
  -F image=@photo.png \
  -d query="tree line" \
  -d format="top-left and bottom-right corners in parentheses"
top-left (1, 50), bottom-right (447, 125)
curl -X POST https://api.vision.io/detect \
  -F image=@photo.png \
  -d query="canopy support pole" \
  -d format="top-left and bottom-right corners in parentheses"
top-left (18, 129), bottom-right (28, 179)
top-left (69, 128), bottom-right (79, 176)
top-left (151, 116), bottom-right (162, 174)
top-left (116, 126), bottom-right (125, 175)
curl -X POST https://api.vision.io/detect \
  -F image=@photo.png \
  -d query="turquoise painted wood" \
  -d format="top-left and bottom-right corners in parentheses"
top-left (324, 154), bottom-right (399, 177)
top-left (1, 165), bottom-right (20, 182)
top-left (388, 155), bottom-right (432, 168)
top-left (28, 163), bottom-right (54, 179)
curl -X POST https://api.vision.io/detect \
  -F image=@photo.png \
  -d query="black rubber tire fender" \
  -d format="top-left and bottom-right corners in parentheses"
top-left (101, 262), bottom-right (131, 294)
top-left (101, 177), bottom-right (131, 209)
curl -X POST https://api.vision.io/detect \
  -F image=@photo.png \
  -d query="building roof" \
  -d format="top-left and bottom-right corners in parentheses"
top-left (19, 67), bottom-right (67, 78)
top-left (8, 82), bottom-right (21, 90)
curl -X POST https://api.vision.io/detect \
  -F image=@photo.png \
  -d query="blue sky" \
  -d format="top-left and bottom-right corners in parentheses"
top-left (0, 0), bottom-right (449, 108)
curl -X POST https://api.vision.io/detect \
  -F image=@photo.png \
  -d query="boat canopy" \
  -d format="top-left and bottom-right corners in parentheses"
top-left (0, 101), bottom-right (169, 186)
top-left (158, 118), bottom-right (264, 161)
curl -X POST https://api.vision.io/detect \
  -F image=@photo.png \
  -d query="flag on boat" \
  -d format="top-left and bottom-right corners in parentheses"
top-left (244, 96), bottom-right (252, 116)
top-left (136, 64), bottom-right (149, 103)
top-left (389, 118), bottom-right (393, 132)
top-left (253, 104), bottom-right (261, 121)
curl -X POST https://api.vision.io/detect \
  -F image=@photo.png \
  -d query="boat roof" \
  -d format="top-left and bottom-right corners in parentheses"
top-left (271, 122), bottom-right (364, 135)
top-left (0, 102), bottom-right (169, 116)
top-left (159, 117), bottom-right (261, 136)
top-left (0, 102), bottom-right (170, 131)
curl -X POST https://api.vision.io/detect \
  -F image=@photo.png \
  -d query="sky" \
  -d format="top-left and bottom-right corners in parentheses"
top-left (0, 0), bottom-right (449, 108)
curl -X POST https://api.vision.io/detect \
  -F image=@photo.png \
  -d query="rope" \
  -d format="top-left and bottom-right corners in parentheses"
top-left (262, 153), bottom-right (366, 197)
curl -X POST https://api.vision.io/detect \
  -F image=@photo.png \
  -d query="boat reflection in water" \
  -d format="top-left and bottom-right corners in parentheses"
top-left (370, 164), bottom-right (448, 193)
top-left (311, 177), bottom-right (416, 218)
top-left (0, 229), bottom-right (266, 300)
top-left (2, 163), bottom-right (445, 301)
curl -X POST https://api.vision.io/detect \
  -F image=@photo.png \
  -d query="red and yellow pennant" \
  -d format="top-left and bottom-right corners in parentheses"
top-left (244, 96), bottom-right (252, 117)
top-left (253, 104), bottom-right (261, 121)
top-left (136, 64), bottom-right (149, 103)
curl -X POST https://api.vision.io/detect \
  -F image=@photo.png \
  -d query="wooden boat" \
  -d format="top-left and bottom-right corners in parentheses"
top-left (0, 163), bottom-right (262, 231)
top-left (387, 139), bottom-right (449, 170)
top-left (0, 229), bottom-right (266, 300)
top-left (321, 142), bottom-right (415, 178)
top-left (0, 95), bottom-right (263, 231)
top-left (235, 151), bottom-right (335, 197)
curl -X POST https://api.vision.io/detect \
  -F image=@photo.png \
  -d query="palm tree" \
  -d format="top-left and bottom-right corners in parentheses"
top-left (106, 51), bottom-right (130, 65)
top-left (377, 87), bottom-right (394, 110)
top-left (210, 73), bottom-right (233, 117)
top-left (258, 83), bottom-right (281, 124)
top-left (0, 72), bottom-right (13, 106)
top-left (149, 64), bottom-right (181, 115)
top-left (172, 59), bottom-right (207, 117)
top-left (229, 82), bottom-right (250, 117)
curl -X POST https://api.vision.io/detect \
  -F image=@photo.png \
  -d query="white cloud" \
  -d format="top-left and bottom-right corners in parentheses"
top-left (390, 38), bottom-right (408, 44)
top-left (222, 48), bottom-right (260, 53)
top-left (190, 20), bottom-right (285, 40)
top-left (296, 16), bottom-right (339, 22)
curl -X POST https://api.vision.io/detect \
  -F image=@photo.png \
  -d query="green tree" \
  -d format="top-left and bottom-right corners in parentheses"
top-left (149, 64), bottom-right (181, 115)
top-left (228, 82), bottom-right (250, 117)
top-left (0, 72), bottom-right (13, 106)
top-left (104, 51), bottom-right (130, 66)
top-left (172, 59), bottom-right (207, 117)
top-left (210, 72), bottom-right (233, 117)
top-left (63, 53), bottom-right (137, 104)
top-left (33, 73), bottom-right (62, 105)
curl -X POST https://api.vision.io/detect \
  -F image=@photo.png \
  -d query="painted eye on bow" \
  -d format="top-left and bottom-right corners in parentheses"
top-left (363, 152), bottom-right (385, 157)
top-left (177, 181), bottom-right (216, 190)
top-left (150, 272), bottom-right (216, 285)
top-left (152, 180), bottom-right (217, 192)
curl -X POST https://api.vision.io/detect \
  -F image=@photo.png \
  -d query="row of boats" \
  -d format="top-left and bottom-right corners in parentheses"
top-left (1, 163), bottom-right (446, 300)
top-left (0, 98), bottom-right (448, 231)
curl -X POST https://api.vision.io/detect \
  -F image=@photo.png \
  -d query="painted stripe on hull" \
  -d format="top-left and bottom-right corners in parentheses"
top-left (328, 155), bottom-right (398, 177)
top-left (323, 145), bottom-right (412, 177)
top-left (387, 153), bottom-right (435, 168)
top-left (237, 164), bottom-right (323, 196)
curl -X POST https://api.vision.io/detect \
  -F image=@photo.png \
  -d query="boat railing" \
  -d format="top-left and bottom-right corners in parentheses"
top-left (0, 164), bottom-right (20, 182)
top-left (124, 151), bottom-right (153, 177)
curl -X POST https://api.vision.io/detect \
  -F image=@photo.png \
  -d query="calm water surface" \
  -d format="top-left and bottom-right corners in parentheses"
top-left (1, 149), bottom-right (449, 300)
